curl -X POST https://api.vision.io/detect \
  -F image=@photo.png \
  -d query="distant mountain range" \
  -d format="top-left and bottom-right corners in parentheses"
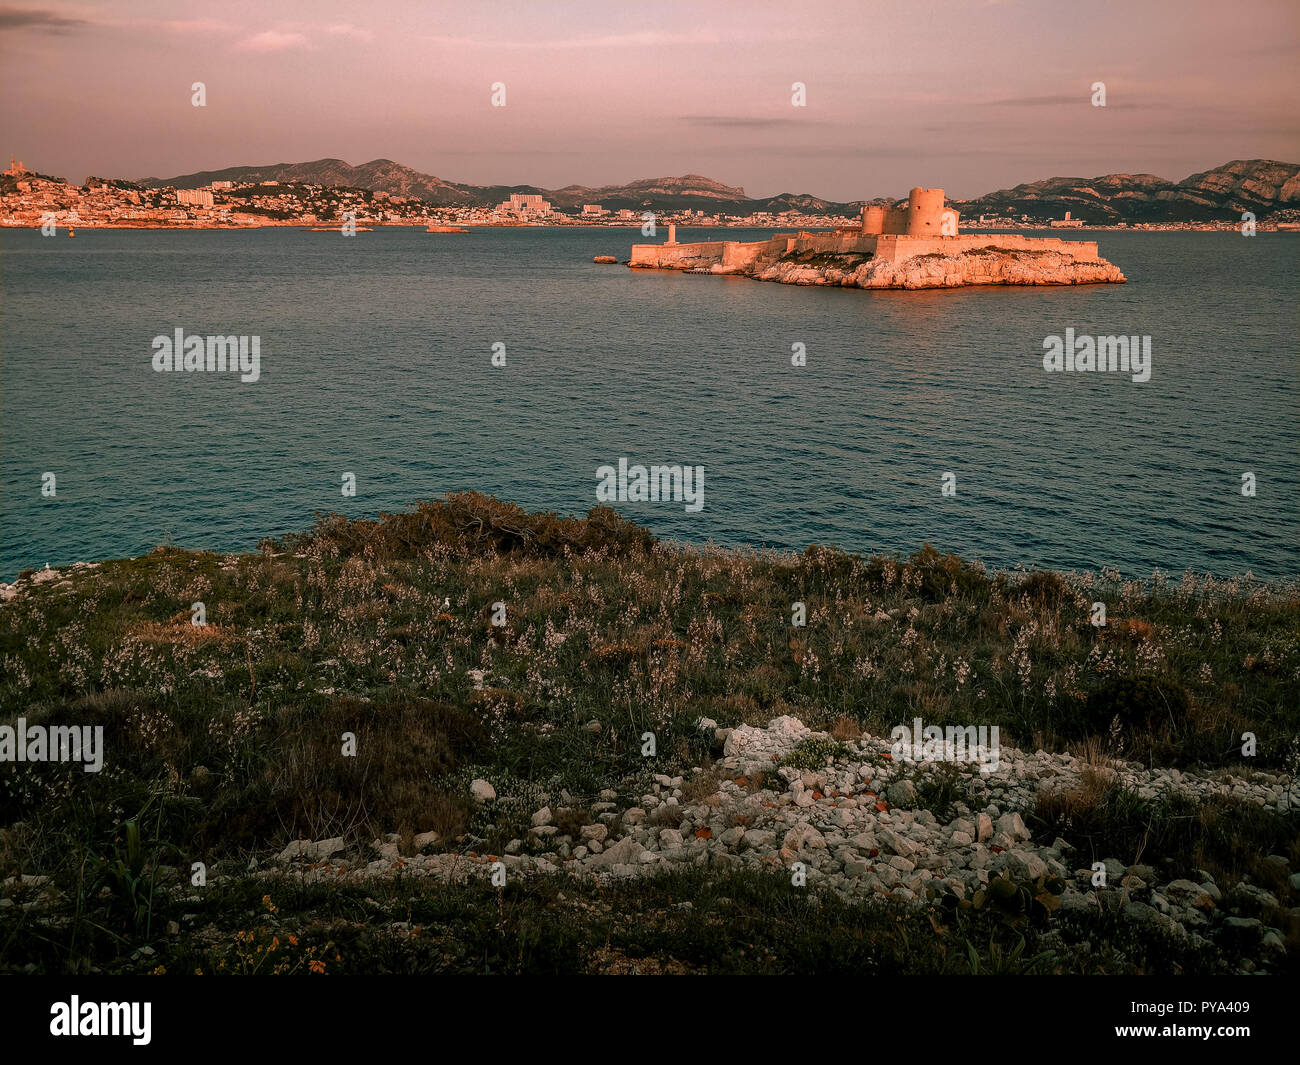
top-left (137, 160), bottom-right (848, 214)
top-left (136, 158), bottom-right (1300, 220)
top-left (963, 159), bottom-right (1300, 222)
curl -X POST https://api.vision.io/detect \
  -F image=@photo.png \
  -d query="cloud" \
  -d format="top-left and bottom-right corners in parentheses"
top-left (990, 94), bottom-right (1096, 107)
top-left (326, 23), bottom-right (373, 43)
top-left (237, 30), bottom-right (311, 53)
top-left (991, 93), bottom-right (1140, 110)
top-left (422, 30), bottom-right (723, 49)
top-left (679, 115), bottom-right (829, 129)
top-left (161, 19), bottom-right (235, 34)
top-left (0, 6), bottom-right (88, 33)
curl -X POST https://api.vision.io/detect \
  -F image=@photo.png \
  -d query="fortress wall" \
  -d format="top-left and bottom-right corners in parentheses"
top-left (786, 233), bottom-right (878, 256)
top-left (881, 207), bottom-right (911, 234)
top-left (721, 239), bottom-right (786, 268)
top-left (952, 235), bottom-right (1100, 261)
top-left (873, 234), bottom-right (1101, 263)
top-left (630, 231), bottom-right (1102, 271)
top-left (629, 241), bottom-right (729, 267)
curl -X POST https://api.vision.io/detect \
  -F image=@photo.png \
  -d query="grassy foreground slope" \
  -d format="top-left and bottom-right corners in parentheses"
top-left (1, 493), bottom-right (1297, 974)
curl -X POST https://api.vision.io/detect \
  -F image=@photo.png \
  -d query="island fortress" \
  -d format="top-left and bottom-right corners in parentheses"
top-left (627, 187), bottom-right (1123, 289)
top-left (631, 187), bottom-right (1101, 269)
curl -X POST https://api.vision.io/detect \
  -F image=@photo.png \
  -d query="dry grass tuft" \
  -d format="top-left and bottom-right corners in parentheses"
top-left (830, 715), bottom-right (862, 743)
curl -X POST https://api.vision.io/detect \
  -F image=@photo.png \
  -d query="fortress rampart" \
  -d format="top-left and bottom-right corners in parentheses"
top-left (628, 234), bottom-right (1103, 269)
top-left (630, 197), bottom-right (1101, 270)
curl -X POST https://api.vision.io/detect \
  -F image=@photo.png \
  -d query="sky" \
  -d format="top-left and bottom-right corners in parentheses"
top-left (1, 0), bottom-right (1297, 201)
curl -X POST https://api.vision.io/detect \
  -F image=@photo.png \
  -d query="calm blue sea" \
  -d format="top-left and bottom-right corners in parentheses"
top-left (1, 226), bottom-right (1297, 580)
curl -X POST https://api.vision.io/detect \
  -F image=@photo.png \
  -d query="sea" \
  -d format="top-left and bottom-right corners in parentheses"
top-left (1, 226), bottom-right (1296, 581)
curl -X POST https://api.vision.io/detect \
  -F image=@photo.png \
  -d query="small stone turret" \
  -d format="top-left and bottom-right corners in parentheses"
top-left (860, 205), bottom-right (886, 235)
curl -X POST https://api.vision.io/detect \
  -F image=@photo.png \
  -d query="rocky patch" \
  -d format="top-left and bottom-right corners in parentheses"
top-left (750, 248), bottom-right (1126, 289)
top-left (257, 714), bottom-right (1294, 972)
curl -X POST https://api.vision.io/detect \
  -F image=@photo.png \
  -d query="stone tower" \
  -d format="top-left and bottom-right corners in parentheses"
top-left (860, 204), bottom-right (887, 235)
top-left (905, 187), bottom-right (947, 235)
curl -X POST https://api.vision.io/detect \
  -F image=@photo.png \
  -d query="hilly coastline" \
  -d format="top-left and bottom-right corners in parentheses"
top-left (136, 157), bottom-right (1300, 222)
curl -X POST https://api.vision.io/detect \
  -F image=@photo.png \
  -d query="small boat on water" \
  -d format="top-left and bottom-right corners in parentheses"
top-left (68, 228), bottom-right (75, 238)
top-left (426, 225), bottom-right (469, 233)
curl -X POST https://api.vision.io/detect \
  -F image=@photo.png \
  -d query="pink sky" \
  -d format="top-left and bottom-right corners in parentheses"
top-left (1, 0), bottom-right (1297, 200)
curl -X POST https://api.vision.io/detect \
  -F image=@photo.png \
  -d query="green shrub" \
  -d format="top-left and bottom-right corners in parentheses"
top-left (779, 736), bottom-right (848, 770)
top-left (936, 869), bottom-right (1065, 931)
top-left (1018, 569), bottom-right (1069, 606)
top-left (1081, 675), bottom-right (1190, 739)
top-left (263, 491), bottom-right (655, 561)
top-left (878, 544), bottom-right (991, 603)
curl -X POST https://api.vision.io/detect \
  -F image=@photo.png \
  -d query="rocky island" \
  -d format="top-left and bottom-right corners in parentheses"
top-left (629, 186), bottom-right (1127, 289)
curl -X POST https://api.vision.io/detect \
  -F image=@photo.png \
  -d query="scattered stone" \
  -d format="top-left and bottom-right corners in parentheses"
top-left (995, 812), bottom-right (1031, 843)
top-left (278, 837), bottom-right (344, 862)
top-left (887, 780), bottom-right (917, 805)
top-left (781, 824), bottom-right (827, 853)
top-left (1006, 850), bottom-right (1048, 881)
top-left (587, 836), bottom-right (645, 869)
top-left (17, 710), bottom-right (1289, 970)
top-left (878, 827), bottom-right (917, 858)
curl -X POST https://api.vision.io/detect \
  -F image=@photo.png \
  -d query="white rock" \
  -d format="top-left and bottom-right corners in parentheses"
top-left (995, 812), bottom-right (1031, 842)
top-left (1006, 850), bottom-right (1048, 881)
top-left (278, 837), bottom-right (344, 862)
top-left (781, 824), bottom-right (827, 852)
top-left (878, 827), bottom-right (917, 858)
top-left (723, 715), bottom-right (815, 769)
top-left (887, 780), bottom-right (917, 805)
top-left (587, 836), bottom-right (646, 869)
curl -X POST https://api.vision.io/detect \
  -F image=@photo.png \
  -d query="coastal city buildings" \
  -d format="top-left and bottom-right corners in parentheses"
top-left (497, 192), bottom-right (552, 217)
top-left (0, 161), bottom-right (858, 230)
top-left (1, 160), bottom-right (1292, 233)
